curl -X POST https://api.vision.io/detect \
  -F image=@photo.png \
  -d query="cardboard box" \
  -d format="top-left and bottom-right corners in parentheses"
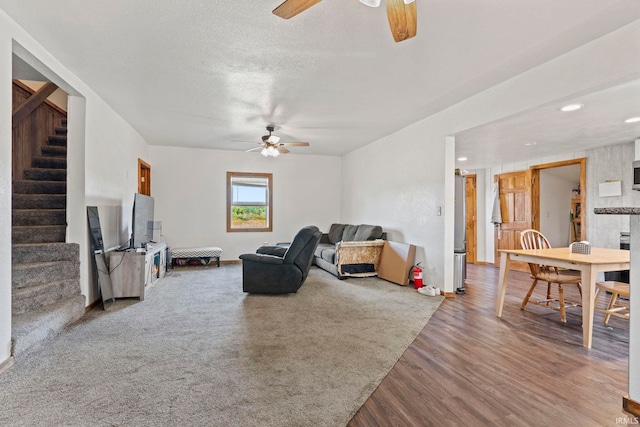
top-left (378, 241), bottom-right (416, 286)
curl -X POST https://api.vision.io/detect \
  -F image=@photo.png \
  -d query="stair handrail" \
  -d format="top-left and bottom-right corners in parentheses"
top-left (12, 82), bottom-right (59, 128)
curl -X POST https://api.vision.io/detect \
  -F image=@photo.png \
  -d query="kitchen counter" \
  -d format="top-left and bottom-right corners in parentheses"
top-left (594, 207), bottom-right (640, 215)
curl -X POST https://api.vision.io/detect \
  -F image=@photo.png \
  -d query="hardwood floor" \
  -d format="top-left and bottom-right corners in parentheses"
top-left (349, 263), bottom-right (631, 427)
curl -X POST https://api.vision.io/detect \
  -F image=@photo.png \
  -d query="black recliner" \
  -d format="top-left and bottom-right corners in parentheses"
top-left (239, 225), bottom-right (322, 294)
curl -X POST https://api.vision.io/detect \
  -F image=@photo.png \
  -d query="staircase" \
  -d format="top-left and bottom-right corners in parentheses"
top-left (11, 119), bottom-right (85, 357)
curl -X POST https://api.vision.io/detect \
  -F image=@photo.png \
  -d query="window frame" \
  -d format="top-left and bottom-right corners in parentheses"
top-left (226, 171), bottom-right (273, 232)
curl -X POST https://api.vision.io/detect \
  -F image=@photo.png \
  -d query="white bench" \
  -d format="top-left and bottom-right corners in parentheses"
top-left (171, 246), bottom-right (222, 267)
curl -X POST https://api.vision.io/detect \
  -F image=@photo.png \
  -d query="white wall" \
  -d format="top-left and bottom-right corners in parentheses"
top-left (149, 146), bottom-right (341, 259)
top-left (473, 169), bottom-right (487, 263)
top-left (84, 91), bottom-right (149, 241)
top-left (342, 19), bottom-right (640, 292)
top-left (0, 15), bottom-right (13, 364)
top-left (588, 141), bottom-right (640, 249)
top-left (341, 127), bottom-right (448, 289)
top-left (0, 9), bottom-right (150, 364)
top-left (81, 95), bottom-right (149, 303)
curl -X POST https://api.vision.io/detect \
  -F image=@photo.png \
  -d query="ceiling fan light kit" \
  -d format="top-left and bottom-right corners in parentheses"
top-left (237, 125), bottom-right (310, 157)
top-left (261, 146), bottom-right (280, 157)
top-left (273, 0), bottom-right (417, 42)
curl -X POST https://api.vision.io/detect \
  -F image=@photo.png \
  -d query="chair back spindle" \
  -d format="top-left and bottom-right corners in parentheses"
top-left (518, 228), bottom-right (582, 323)
top-left (520, 229), bottom-right (554, 277)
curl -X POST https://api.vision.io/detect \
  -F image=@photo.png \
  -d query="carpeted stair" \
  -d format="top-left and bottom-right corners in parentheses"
top-left (11, 119), bottom-right (85, 357)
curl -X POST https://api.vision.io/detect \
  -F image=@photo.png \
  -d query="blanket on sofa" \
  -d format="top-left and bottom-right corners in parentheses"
top-left (314, 223), bottom-right (384, 278)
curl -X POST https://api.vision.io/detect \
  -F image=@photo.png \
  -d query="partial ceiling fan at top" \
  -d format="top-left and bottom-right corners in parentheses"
top-left (272, 0), bottom-right (417, 43)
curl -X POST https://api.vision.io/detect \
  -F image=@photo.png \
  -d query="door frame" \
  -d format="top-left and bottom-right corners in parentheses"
top-left (138, 158), bottom-right (151, 196)
top-left (530, 158), bottom-right (586, 241)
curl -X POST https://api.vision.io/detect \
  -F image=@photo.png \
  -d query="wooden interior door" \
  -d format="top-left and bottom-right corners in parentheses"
top-left (494, 170), bottom-right (532, 272)
top-left (138, 158), bottom-right (151, 196)
top-left (465, 175), bottom-right (476, 264)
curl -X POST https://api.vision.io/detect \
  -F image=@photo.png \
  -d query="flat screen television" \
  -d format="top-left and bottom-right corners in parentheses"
top-left (131, 193), bottom-right (155, 249)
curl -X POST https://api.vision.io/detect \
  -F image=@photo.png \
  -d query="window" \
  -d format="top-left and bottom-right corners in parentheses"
top-left (227, 172), bottom-right (273, 232)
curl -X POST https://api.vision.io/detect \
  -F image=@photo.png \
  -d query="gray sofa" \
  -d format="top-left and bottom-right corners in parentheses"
top-left (313, 223), bottom-right (385, 278)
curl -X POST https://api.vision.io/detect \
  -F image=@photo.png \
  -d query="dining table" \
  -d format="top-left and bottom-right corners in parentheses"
top-left (495, 246), bottom-right (630, 348)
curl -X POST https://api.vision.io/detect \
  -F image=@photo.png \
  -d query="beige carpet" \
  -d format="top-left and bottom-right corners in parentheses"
top-left (0, 264), bottom-right (443, 426)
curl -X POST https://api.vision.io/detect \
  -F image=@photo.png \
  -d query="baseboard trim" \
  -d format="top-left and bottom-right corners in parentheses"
top-left (0, 356), bottom-right (15, 375)
top-left (623, 395), bottom-right (640, 417)
top-left (220, 260), bottom-right (241, 265)
top-left (85, 298), bottom-right (101, 313)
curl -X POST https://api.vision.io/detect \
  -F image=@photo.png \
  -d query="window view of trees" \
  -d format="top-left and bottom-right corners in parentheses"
top-left (227, 172), bottom-right (272, 232)
top-left (231, 205), bottom-right (267, 228)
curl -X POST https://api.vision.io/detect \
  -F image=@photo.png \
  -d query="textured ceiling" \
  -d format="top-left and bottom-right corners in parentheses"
top-left (3, 0), bottom-right (640, 163)
top-left (456, 78), bottom-right (640, 170)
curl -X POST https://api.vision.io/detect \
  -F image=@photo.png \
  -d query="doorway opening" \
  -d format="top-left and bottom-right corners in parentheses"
top-left (531, 158), bottom-right (586, 245)
top-left (465, 174), bottom-right (477, 264)
top-left (138, 158), bottom-right (151, 196)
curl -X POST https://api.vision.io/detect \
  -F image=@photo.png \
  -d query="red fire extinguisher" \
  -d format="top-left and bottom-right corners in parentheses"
top-left (412, 263), bottom-right (423, 289)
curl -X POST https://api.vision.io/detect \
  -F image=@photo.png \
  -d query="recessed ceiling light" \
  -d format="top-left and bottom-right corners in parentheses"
top-left (457, 157), bottom-right (467, 161)
top-left (624, 116), bottom-right (640, 124)
top-left (560, 104), bottom-right (584, 112)
top-left (524, 141), bottom-right (537, 146)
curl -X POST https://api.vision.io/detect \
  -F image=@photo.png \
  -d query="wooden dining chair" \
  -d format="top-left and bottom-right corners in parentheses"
top-left (594, 281), bottom-right (630, 325)
top-left (519, 229), bottom-right (583, 323)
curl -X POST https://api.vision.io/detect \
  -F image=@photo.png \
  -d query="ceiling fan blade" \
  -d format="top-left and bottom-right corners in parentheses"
top-left (245, 146), bottom-right (264, 153)
top-left (386, 0), bottom-right (417, 42)
top-left (277, 146), bottom-right (290, 154)
top-left (281, 142), bottom-right (310, 146)
top-left (273, 0), bottom-right (322, 19)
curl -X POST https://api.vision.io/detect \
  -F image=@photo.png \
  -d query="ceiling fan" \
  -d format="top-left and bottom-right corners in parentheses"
top-left (272, 0), bottom-right (417, 43)
top-left (241, 125), bottom-right (310, 157)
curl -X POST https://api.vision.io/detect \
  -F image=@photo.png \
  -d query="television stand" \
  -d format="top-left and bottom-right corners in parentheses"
top-left (107, 242), bottom-right (167, 300)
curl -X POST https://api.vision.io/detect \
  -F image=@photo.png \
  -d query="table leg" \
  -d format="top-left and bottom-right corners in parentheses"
top-left (581, 266), bottom-right (596, 349)
top-left (496, 252), bottom-right (511, 317)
